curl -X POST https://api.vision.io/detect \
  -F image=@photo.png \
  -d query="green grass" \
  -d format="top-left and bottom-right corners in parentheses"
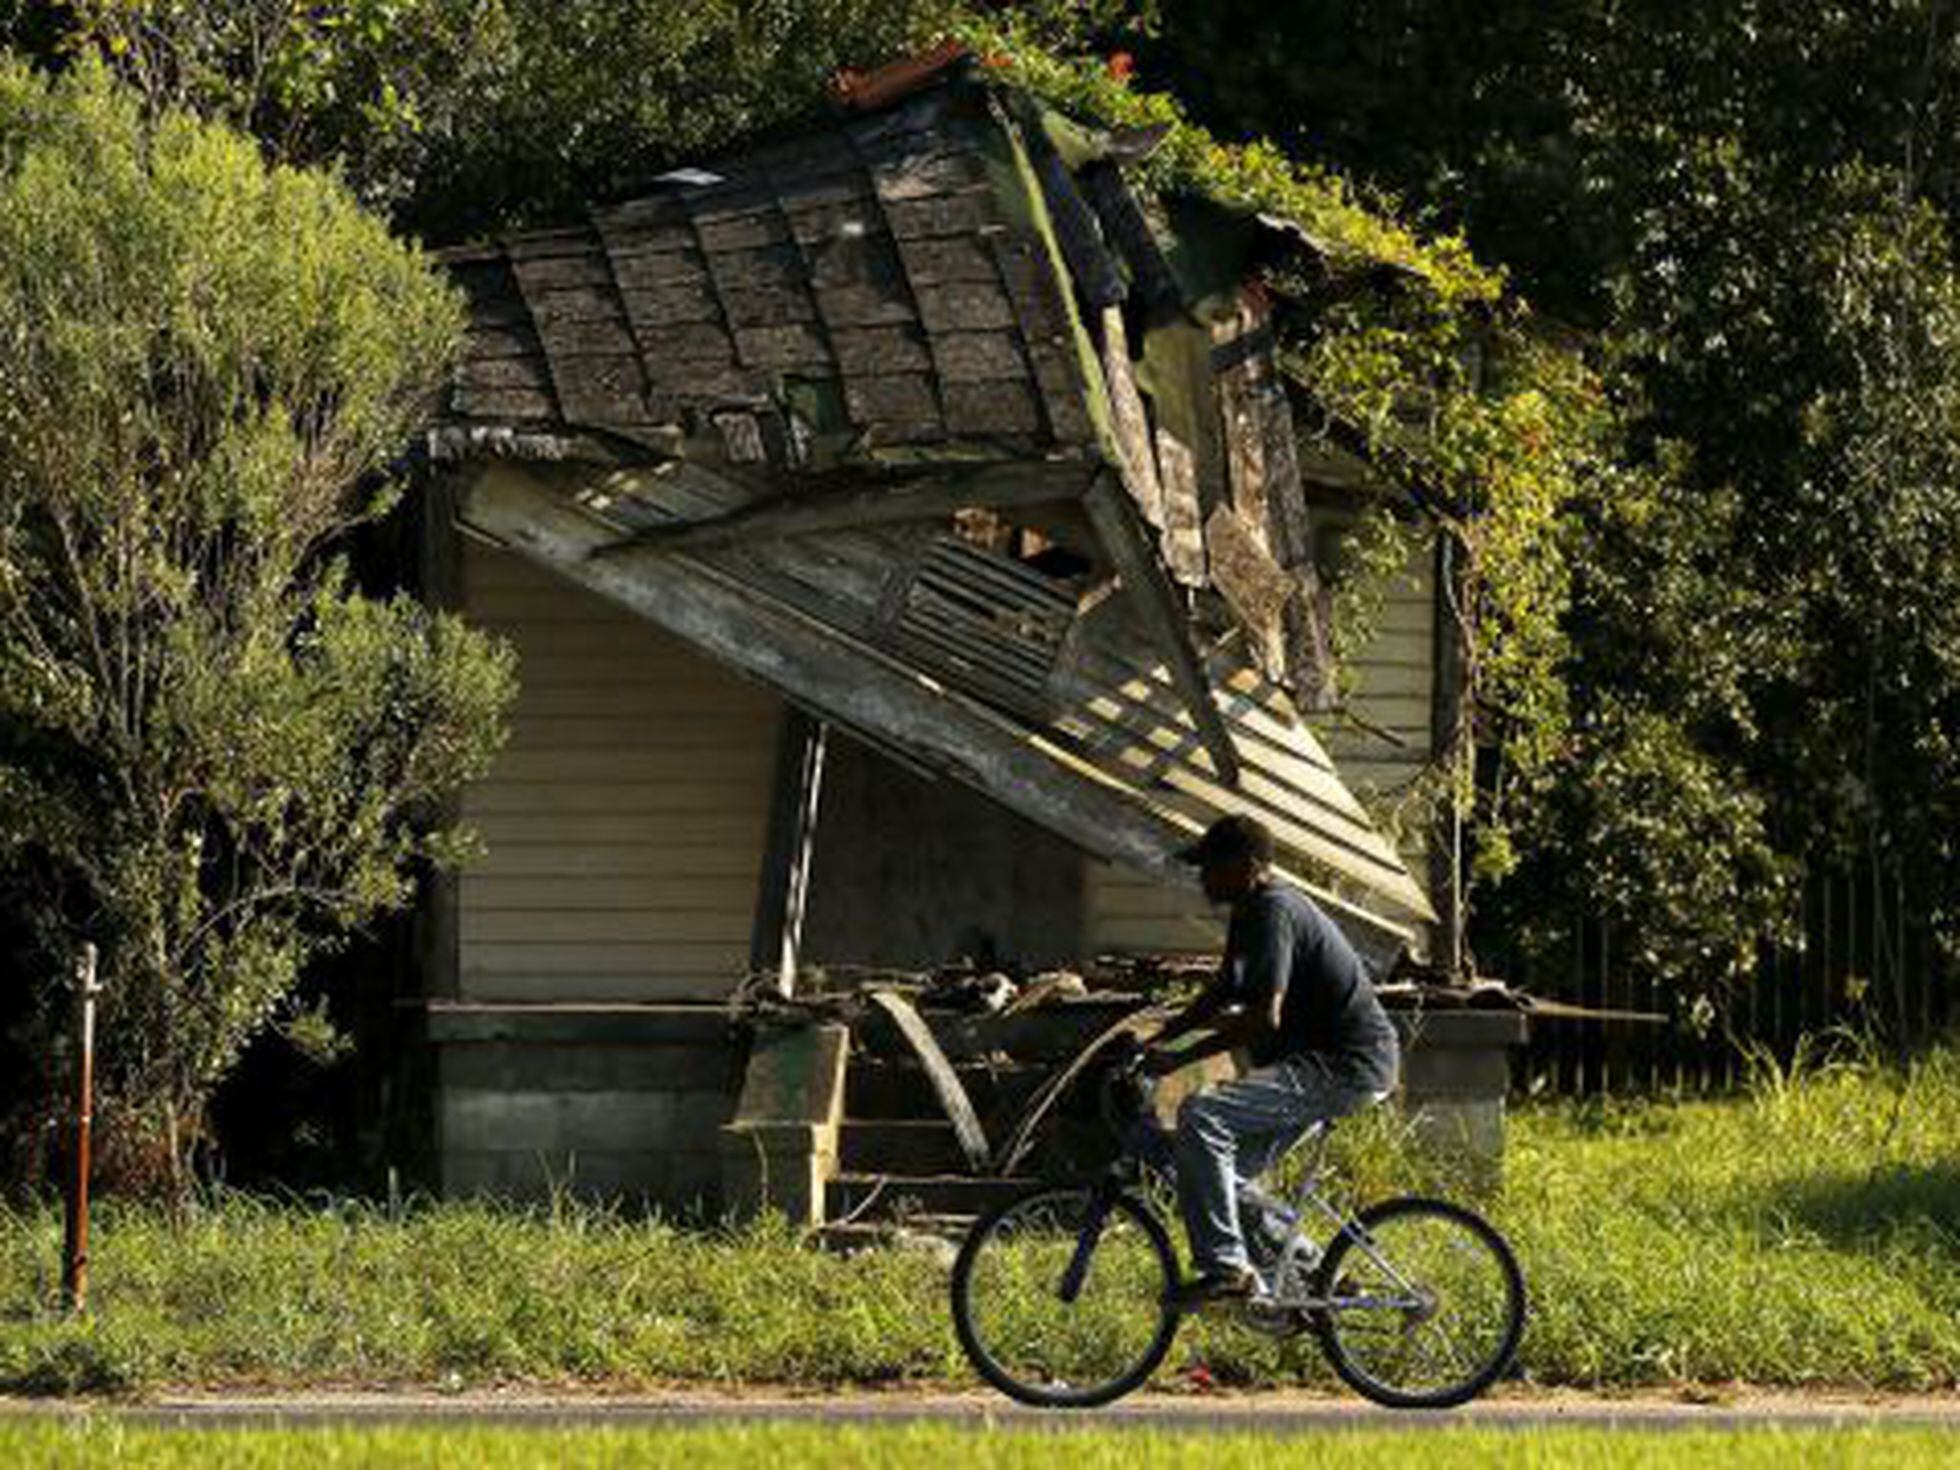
top-left (1, 1424), bottom-right (1957, 1470)
top-left (2, 1042), bottom-right (1956, 1397)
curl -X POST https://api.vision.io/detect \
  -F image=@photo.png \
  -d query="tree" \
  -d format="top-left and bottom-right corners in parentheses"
top-left (1140, 1), bottom-right (1960, 1009)
top-left (0, 57), bottom-right (515, 1189)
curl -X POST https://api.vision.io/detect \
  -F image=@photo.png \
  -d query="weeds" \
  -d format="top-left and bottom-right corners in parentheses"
top-left (2, 1042), bottom-right (1956, 1396)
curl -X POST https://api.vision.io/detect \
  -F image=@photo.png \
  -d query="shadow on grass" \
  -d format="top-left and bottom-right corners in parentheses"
top-left (1764, 1160), bottom-right (1960, 1253)
top-left (0, 1335), bottom-right (141, 1396)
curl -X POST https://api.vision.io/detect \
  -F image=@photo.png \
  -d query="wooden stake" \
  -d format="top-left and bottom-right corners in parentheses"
top-left (61, 942), bottom-right (100, 1315)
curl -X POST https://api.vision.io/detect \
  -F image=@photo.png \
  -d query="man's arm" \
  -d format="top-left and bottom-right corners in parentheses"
top-left (1144, 894), bottom-right (1292, 1072)
top-left (1150, 976), bottom-right (1235, 1051)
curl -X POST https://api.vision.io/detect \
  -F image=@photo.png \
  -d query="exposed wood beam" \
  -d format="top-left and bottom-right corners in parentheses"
top-left (866, 990), bottom-right (989, 1171)
top-left (587, 460), bottom-right (1099, 558)
top-left (1081, 473), bottom-right (1243, 787)
top-left (460, 464), bottom-right (1420, 964)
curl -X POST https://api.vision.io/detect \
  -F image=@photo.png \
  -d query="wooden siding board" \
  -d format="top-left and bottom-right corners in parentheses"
top-left (459, 542), bottom-right (779, 1003)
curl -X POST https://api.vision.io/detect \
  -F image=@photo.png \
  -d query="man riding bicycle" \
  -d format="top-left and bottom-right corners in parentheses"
top-left (1145, 813), bottom-right (1401, 1306)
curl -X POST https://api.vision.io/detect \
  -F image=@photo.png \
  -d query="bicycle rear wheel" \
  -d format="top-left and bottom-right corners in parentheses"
top-left (951, 1184), bottom-right (1181, 1408)
top-left (1313, 1195), bottom-right (1525, 1408)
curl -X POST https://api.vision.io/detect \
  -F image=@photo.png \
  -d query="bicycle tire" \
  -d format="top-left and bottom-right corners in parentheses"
top-left (1313, 1195), bottom-right (1525, 1409)
top-left (951, 1183), bottom-right (1182, 1408)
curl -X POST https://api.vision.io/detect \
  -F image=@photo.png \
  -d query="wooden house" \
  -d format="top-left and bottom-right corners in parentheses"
top-left (412, 59), bottom-right (1463, 1210)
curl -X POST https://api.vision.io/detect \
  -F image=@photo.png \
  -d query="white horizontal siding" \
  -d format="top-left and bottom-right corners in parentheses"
top-left (459, 543), bottom-right (781, 1001)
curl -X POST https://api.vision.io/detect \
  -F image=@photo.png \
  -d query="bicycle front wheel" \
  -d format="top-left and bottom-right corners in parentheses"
top-left (951, 1184), bottom-right (1181, 1408)
top-left (1314, 1196), bottom-right (1525, 1409)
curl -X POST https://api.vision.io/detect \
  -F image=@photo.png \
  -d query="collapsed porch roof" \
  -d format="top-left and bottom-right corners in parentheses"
top-left (429, 65), bottom-right (1437, 966)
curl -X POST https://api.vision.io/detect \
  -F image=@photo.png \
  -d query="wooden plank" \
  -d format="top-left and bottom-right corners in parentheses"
top-left (1204, 503), bottom-right (1294, 673)
top-left (474, 845), bottom-right (773, 880)
top-left (467, 783), bottom-right (773, 816)
top-left (1083, 475), bottom-right (1241, 786)
top-left (1153, 425), bottom-right (1207, 585)
top-left (460, 358), bottom-right (554, 392)
top-left (693, 210), bottom-right (790, 254)
top-left (511, 252), bottom-right (614, 291)
top-left (463, 324), bottom-right (547, 359)
top-left (1078, 160), bottom-right (1182, 312)
top-left (463, 876), bottom-right (765, 911)
top-left (461, 466), bottom-right (1423, 957)
top-left (504, 227), bottom-right (602, 261)
top-left (595, 461), bottom-right (1093, 555)
top-left (868, 147), bottom-right (990, 202)
top-left (1100, 306), bottom-right (1165, 529)
top-left (990, 239), bottom-right (1072, 342)
top-left (549, 355), bottom-right (653, 425)
top-left (708, 243), bottom-right (804, 289)
top-left (719, 283), bottom-right (820, 328)
top-left (865, 990), bottom-right (989, 1171)
top-left (463, 910), bottom-right (765, 945)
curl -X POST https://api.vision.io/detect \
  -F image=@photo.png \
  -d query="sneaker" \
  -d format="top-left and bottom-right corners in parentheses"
top-left (1169, 1266), bottom-right (1259, 1310)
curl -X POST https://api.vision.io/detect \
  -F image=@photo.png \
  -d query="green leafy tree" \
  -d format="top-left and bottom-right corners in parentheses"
top-left (1136, 1), bottom-right (1960, 1006)
top-left (0, 57), bottom-right (515, 1189)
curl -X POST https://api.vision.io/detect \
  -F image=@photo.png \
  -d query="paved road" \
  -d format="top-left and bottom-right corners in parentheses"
top-left (10, 1390), bottom-right (1959, 1434)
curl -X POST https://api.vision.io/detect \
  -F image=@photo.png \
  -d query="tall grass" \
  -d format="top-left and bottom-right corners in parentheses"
top-left (2, 1424), bottom-right (1956, 1470)
top-left (2, 1042), bottom-right (1955, 1396)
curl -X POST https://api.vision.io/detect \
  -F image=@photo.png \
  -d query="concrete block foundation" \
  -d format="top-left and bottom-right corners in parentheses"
top-left (426, 1002), bottom-right (745, 1214)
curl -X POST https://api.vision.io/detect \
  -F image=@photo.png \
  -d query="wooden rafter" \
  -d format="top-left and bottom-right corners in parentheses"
top-left (587, 460), bottom-right (1099, 558)
top-left (1081, 472), bottom-right (1242, 786)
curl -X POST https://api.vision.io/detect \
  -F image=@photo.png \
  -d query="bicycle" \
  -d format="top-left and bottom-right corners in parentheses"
top-left (949, 1054), bottom-right (1526, 1409)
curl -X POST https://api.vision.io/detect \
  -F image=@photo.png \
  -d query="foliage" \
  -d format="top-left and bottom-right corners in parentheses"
top-left (0, 57), bottom-right (514, 1188)
top-left (7, 3), bottom-right (1606, 965)
top-left (15, 0), bottom-right (978, 237)
top-left (1, 1425), bottom-right (1957, 1470)
top-left (2, 1043), bottom-right (1957, 1393)
top-left (1132, 1), bottom-right (1960, 993)
top-left (962, 22), bottom-right (1606, 940)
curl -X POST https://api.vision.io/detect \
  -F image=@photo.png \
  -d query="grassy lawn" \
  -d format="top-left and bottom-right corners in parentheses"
top-left (1, 1423), bottom-right (1955, 1468)
top-left (0, 1042), bottom-right (1954, 1397)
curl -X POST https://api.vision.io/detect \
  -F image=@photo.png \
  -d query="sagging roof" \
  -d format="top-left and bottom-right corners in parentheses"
top-left (431, 56), bottom-right (1436, 964)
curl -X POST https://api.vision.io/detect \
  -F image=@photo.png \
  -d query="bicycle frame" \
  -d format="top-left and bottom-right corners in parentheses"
top-left (1083, 1111), bottom-right (1429, 1315)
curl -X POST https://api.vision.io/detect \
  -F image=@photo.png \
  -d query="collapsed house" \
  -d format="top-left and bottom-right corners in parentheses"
top-left (412, 53), bottom-right (1495, 1214)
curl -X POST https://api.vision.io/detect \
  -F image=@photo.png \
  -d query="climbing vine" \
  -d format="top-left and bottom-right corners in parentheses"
top-left (967, 27), bottom-right (1610, 930)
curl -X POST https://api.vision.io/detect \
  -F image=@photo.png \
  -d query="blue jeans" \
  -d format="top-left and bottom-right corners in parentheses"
top-left (1170, 1052), bottom-right (1392, 1276)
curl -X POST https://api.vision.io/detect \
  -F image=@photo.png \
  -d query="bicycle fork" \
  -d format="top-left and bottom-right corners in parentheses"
top-left (1057, 1174), bottom-right (1124, 1305)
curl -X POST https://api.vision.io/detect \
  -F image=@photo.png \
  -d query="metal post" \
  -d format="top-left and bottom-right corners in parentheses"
top-left (61, 942), bottom-right (100, 1315)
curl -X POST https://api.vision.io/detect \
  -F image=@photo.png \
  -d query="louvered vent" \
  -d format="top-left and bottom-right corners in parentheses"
top-left (881, 538), bottom-right (1076, 718)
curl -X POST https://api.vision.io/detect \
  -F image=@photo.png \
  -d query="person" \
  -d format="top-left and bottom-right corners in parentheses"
top-left (1144, 813), bottom-right (1400, 1305)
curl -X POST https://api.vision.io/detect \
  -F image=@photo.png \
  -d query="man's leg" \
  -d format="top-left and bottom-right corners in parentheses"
top-left (1174, 1054), bottom-right (1381, 1281)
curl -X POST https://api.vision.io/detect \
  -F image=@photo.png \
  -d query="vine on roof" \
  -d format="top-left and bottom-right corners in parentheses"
top-left (966, 23), bottom-right (1614, 923)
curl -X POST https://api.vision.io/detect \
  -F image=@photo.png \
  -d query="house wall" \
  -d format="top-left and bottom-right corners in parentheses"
top-left (799, 733), bottom-right (1086, 971)
top-left (456, 540), bottom-right (783, 1002)
top-left (1082, 525), bottom-right (1440, 960)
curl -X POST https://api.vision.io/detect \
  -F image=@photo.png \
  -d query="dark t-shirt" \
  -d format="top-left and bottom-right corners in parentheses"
top-left (1222, 882), bottom-right (1399, 1084)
